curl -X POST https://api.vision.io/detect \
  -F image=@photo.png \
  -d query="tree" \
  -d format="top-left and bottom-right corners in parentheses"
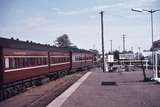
top-left (113, 50), bottom-right (120, 60)
top-left (89, 49), bottom-right (99, 55)
top-left (151, 39), bottom-right (160, 51)
top-left (54, 34), bottom-right (72, 47)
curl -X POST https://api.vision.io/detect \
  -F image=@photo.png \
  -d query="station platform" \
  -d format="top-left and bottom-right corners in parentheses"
top-left (47, 68), bottom-right (160, 107)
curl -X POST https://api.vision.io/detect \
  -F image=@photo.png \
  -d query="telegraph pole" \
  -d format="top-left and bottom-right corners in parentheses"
top-left (138, 47), bottom-right (141, 60)
top-left (131, 46), bottom-right (133, 52)
top-left (122, 34), bottom-right (126, 52)
top-left (99, 11), bottom-right (105, 72)
top-left (110, 40), bottom-right (112, 53)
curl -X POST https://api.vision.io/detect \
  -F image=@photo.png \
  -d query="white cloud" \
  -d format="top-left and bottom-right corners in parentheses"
top-left (54, 3), bottom-right (124, 16)
top-left (21, 16), bottom-right (49, 29)
top-left (52, 7), bottom-right (60, 11)
top-left (53, 0), bottom-right (158, 16)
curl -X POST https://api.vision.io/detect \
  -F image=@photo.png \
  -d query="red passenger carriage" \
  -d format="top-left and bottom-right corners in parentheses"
top-left (0, 37), bottom-right (94, 100)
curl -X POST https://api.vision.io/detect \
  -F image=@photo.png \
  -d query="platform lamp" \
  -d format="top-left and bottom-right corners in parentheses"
top-left (131, 8), bottom-right (160, 72)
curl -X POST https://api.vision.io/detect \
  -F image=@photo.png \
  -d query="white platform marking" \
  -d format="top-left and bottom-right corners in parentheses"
top-left (47, 72), bottom-right (92, 107)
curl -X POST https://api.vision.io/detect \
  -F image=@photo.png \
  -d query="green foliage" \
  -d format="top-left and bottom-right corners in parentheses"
top-left (54, 34), bottom-right (72, 47)
top-left (113, 50), bottom-right (119, 60)
top-left (151, 39), bottom-right (160, 51)
top-left (89, 49), bottom-right (99, 55)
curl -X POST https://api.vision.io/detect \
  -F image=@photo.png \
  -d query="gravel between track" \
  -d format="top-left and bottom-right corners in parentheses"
top-left (0, 70), bottom-right (89, 107)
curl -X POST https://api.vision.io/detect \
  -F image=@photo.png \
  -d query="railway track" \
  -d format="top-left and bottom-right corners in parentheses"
top-left (0, 69), bottom-right (89, 107)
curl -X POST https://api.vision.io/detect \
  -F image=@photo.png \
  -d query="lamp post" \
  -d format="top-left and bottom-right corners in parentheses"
top-left (131, 8), bottom-right (160, 71)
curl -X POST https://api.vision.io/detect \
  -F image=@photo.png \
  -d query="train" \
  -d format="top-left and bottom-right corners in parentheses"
top-left (0, 37), bottom-right (94, 100)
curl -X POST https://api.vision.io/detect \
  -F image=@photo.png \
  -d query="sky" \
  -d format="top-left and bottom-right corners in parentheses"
top-left (0, 0), bottom-right (160, 53)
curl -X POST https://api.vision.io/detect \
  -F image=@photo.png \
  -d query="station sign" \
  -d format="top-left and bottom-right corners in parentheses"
top-left (108, 55), bottom-right (114, 62)
top-left (119, 53), bottom-right (134, 60)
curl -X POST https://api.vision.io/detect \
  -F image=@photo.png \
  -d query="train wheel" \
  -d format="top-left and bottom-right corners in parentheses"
top-left (35, 79), bottom-right (42, 86)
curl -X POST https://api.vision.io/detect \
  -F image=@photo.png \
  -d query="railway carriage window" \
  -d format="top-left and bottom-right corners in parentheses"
top-left (27, 57), bottom-right (30, 66)
top-left (40, 57), bottom-right (42, 65)
top-left (63, 57), bottom-right (65, 62)
top-left (29, 58), bottom-right (32, 66)
top-left (56, 57), bottom-right (58, 63)
top-left (42, 57), bottom-right (44, 64)
top-left (53, 57), bottom-right (56, 64)
top-left (24, 57), bottom-right (27, 67)
top-left (51, 57), bottom-right (53, 64)
top-left (12, 58), bottom-right (16, 68)
top-left (63, 57), bottom-right (64, 62)
top-left (18, 58), bottom-right (21, 68)
top-left (61, 57), bottom-right (63, 62)
top-left (63, 57), bottom-right (66, 62)
top-left (28, 58), bottom-right (31, 66)
top-left (55, 58), bottom-right (57, 63)
top-left (30, 58), bottom-right (33, 66)
top-left (62, 57), bottom-right (64, 62)
top-left (43, 57), bottom-right (45, 65)
top-left (5, 57), bottom-right (9, 69)
top-left (60, 57), bottom-right (62, 63)
top-left (58, 57), bottom-right (59, 63)
top-left (9, 58), bottom-right (12, 69)
top-left (62, 57), bottom-right (63, 63)
top-left (52, 57), bottom-right (54, 64)
top-left (45, 57), bottom-right (47, 64)
top-left (58, 57), bottom-right (60, 63)
top-left (53, 57), bottom-right (55, 64)
top-left (38, 57), bottom-right (40, 65)
top-left (32, 57), bottom-right (35, 66)
top-left (50, 57), bottom-right (52, 64)
top-left (38, 57), bottom-right (41, 65)
top-left (14, 58), bottom-right (18, 68)
top-left (53, 57), bottom-right (55, 63)
top-left (35, 57), bottom-right (37, 65)
top-left (66, 58), bottom-right (68, 62)
top-left (19, 58), bottom-right (22, 68)
top-left (57, 57), bottom-right (59, 63)
top-left (33, 57), bottom-right (36, 66)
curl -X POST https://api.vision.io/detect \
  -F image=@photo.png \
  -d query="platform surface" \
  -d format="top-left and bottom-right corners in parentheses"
top-left (48, 68), bottom-right (160, 107)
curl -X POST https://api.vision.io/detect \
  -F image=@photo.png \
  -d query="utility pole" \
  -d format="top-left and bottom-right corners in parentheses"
top-left (131, 46), bottom-right (133, 52)
top-left (122, 34), bottom-right (126, 52)
top-left (99, 11), bottom-right (105, 72)
top-left (118, 46), bottom-right (120, 52)
top-left (110, 40), bottom-right (112, 53)
top-left (138, 47), bottom-right (141, 60)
